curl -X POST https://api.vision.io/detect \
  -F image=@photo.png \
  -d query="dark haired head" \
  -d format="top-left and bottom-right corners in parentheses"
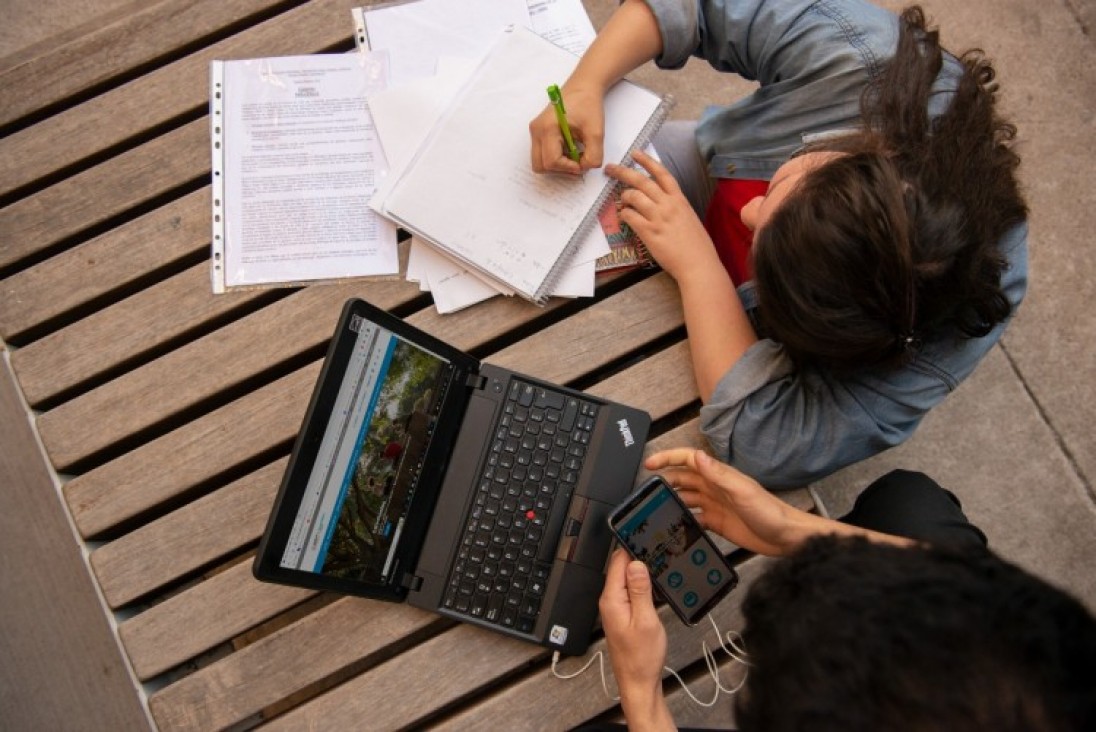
top-left (752, 6), bottom-right (1026, 372)
top-left (735, 536), bottom-right (1096, 732)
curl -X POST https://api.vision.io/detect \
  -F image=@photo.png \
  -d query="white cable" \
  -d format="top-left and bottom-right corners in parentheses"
top-left (551, 614), bottom-right (749, 708)
top-left (552, 649), bottom-right (619, 701)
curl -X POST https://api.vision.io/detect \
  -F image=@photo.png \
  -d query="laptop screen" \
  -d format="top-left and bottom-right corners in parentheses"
top-left (278, 314), bottom-right (455, 583)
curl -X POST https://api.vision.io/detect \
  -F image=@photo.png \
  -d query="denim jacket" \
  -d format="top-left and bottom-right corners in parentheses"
top-left (644, 0), bottom-right (1029, 488)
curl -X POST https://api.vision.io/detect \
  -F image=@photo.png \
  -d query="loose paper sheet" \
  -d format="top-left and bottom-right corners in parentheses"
top-left (360, 0), bottom-right (531, 86)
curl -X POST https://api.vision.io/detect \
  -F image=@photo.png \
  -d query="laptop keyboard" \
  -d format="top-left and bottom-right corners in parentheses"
top-left (443, 379), bottom-right (599, 633)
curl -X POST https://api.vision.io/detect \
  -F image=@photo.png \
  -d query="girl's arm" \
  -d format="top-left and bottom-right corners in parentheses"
top-left (608, 149), bottom-right (758, 401)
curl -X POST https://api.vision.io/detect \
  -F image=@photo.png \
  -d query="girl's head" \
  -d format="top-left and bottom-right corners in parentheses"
top-left (744, 6), bottom-right (1026, 373)
top-left (749, 148), bottom-right (919, 370)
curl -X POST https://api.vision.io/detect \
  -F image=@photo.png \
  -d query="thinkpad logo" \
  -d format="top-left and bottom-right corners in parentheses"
top-left (617, 419), bottom-right (635, 447)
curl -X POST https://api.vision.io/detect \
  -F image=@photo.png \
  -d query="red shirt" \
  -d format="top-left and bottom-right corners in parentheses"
top-left (703, 178), bottom-right (768, 287)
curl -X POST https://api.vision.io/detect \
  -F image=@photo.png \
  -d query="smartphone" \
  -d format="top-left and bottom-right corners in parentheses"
top-left (608, 475), bottom-right (739, 625)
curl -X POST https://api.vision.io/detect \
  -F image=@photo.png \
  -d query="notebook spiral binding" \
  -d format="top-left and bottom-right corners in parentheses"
top-left (532, 93), bottom-right (676, 305)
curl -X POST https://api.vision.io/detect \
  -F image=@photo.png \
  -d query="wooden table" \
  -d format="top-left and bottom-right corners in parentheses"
top-left (1, 2), bottom-right (812, 728)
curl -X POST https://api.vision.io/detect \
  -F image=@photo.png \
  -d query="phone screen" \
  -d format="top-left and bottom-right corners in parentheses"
top-left (609, 477), bottom-right (738, 624)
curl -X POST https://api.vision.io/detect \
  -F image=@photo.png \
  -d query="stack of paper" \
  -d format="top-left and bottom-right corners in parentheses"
top-left (356, 0), bottom-right (607, 313)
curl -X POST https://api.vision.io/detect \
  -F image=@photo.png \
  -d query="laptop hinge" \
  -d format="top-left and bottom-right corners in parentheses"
top-left (401, 573), bottom-right (424, 592)
top-left (465, 374), bottom-right (487, 390)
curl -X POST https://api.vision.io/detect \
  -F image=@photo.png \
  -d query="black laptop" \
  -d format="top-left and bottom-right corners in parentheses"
top-left (254, 298), bottom-right (650, 655)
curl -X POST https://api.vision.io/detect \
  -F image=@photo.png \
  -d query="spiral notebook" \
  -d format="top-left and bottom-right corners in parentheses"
top-left (378, 24), bottom-right (672, 304)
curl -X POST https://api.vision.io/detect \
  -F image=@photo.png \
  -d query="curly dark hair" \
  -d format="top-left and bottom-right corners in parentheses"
top-left (752, 6), bottom-right (1028, 371)
top-left (735, 536), bottom-right (1096, 732)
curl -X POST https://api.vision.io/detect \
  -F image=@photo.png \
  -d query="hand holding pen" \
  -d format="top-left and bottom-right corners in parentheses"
top-left (529, 83), bottom-right (605, 175)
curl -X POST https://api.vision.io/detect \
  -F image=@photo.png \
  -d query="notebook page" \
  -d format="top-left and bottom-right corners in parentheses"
top-left (381, 25), bottom-right (665, 301)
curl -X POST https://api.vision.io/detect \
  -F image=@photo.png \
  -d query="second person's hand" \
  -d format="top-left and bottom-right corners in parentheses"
top-left (645, 448), bottom-right (815, 556)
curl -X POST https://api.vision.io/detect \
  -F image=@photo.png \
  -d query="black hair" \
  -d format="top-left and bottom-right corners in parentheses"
top-left (752, 6), bottom-right (1027, 372)
top-left (735, 536), bottom-right (1096, 731)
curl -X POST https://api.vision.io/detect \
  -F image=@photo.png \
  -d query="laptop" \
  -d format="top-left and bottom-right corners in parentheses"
top-left (254, 297), bottom-right (650, 655)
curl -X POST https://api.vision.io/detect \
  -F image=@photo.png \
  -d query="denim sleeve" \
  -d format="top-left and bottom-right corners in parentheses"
top-left (643, 0), bottom-right (898, 84)
top-left (699, 340), bottom-right (948, 490)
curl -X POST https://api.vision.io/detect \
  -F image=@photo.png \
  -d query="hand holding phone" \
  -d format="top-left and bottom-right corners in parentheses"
top-left (608, 476), bottom-right (739, 625)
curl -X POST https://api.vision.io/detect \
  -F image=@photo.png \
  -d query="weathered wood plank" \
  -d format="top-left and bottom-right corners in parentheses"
top-left (274, 549), bottom-right (776, 731)
top-left (0, 119), bottom-right (208, 270)
top-left (0, 0), bottom-right (290, 129)
top-left (146, 595), bottom-right (442, 732)
top-left (12, 263), bottom-right (266, 406)
top-left (487, 272), bottom-right (684, 383)
top-left (90, 458), bottom-right (287, 608)
top-left (0, 0), bottom-right (360, 198)
top-left (64, 362), bottom-right (321, 538)
top-left (118, 558), bottom-right (315, 681)
top-left (60, 290), bottom-right (568, 536)
top-left (0, 188), bottom-right (207, 341)
top-left (38, 277), bottom-right (419, 470)
top-left (587, 340), bottom-right (696, 421)
top-left (268, 622), bottom-right (543, 732)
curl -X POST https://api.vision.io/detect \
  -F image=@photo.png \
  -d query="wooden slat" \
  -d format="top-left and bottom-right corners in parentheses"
top-left (64, 362), bottom-right (320, 538)
top-left (487, 272), bottom-right (683, 382)
top-left (147, 596), bottom-right (443, 732)
top-left (38, 277), bottom-right (420, 470)
top-left (0, 119), bottom-right (208, 269)
top-left (12, 263), bottom-right (266, 405)
top-left (57, 277), bottom-right (648, 533)
top-left (0, 188), bottom-right (207, 340)
top-left (61, 292), bottom-right (569, 536)
top-left (90, 458), bottom-right (287, 608)
top-left (0, 0), bottom-right (290, 129)
top-left (0, 0), bottom-right (359, 198)
top-left (118, 559), bottom-right (315, 680)
top-left (269, 622), bottom-right (543, 732)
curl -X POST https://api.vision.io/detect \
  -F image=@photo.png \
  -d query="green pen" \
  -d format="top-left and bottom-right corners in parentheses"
top-left (547, 84), bottom-right (581, 164)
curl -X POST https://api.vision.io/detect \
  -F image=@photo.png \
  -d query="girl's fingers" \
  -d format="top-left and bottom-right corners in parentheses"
top-left (629, 149), bottom-right (681, 193)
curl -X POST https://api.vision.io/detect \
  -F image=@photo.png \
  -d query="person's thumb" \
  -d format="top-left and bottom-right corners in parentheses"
top-left (625, 561), bottom-right (655, 612)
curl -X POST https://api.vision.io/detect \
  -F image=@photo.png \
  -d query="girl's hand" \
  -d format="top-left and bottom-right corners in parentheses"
top-left (605, 148), bottom-right (721, 281)
top-left (529, 85), bottom-right (605, 175)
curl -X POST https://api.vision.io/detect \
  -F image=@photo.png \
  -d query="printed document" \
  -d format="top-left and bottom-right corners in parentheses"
top-left (211, 53), bottom-right (399, 292)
